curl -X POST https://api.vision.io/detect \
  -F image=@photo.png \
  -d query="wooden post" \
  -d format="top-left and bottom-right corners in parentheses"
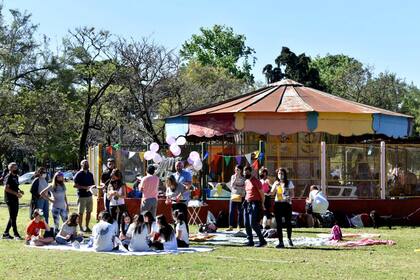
top-left (380, 141), bottom-right (386, 199)
top-left (321, 141), bottom-right (327, 194)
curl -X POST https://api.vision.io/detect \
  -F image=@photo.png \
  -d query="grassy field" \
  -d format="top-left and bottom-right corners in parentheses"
top-left (0, 182), bottom-right (419, 280)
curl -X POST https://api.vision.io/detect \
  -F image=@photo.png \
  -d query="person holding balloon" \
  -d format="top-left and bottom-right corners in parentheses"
top-left (165, 174), bottom-right (189, 232)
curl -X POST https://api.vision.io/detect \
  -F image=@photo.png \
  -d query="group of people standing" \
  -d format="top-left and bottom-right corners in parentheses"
top-left (227, 165), bottom-right (295, 248)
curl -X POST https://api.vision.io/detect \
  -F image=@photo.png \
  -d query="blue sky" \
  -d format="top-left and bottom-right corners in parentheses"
top-left (3, 0), bottom-right (420, 86)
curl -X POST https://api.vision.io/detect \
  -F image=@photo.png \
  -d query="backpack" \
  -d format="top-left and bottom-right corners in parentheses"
top-left (330, 225), bottom-right (342, 240)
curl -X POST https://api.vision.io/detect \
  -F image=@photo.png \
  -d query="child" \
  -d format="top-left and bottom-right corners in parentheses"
top-left (55, 213), bottom-right (84, 245)
top-left (25, 209), bottom-right (54, 246)
top-left (127, 214), bottom-right (150, 252)
top-left (152, 215), bottom-right (177, 251)
top-left (119, 212), bottom-right (132, 248)
top-left (92, 211), bottom-right (115, 252)
top-left (144, 211), bottom-right (158, 237)
top-left (175, 211), bottom-right (189, 248)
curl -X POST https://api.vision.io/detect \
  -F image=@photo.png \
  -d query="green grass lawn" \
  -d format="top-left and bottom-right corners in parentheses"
top-left (1, 183), bottom-right (419, 279)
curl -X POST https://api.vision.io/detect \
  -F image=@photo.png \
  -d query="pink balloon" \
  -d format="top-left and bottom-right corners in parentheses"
top-left (144, 151), bottom-right (155, 161)
top-left (153, 153), bottom-right (162, 163)
top-left (187, 157), bottom-right (194, 165)
top-left (176, 136), bottom-right (187, 146)
top-left (189, 151), bottom-right (200, 161)
top-left (170, 144), bottom-right (181, 156)
top-left (149, 142), bottom-right (159, 153)
top-left (165, 136), bottom-right (176, 145)
top-left (193, 159), bottom-right (203, 171)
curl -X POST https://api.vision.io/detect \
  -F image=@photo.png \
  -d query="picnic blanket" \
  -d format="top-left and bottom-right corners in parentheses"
top-left (330, 238), bottom-right (396, 247)
top-left (317, 233), bottom-right (381, 239)
top-left (27, 244), bottom-right (213, 256)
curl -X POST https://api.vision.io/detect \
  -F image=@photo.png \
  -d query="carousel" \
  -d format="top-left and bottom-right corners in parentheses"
top-left (164, 79), bottom-right (420, 224)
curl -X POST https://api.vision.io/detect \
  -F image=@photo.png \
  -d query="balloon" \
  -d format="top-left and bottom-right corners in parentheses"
top-left (193, 159), bottom-right (203, 171)
top-left (165, 136), bottom-right (176, 145)
top-left (149, 142), bottom-right (159, 153)
top-left (144, 151), bottom-right (155, 161)
top-left (189, 151), bottom-right (200, 161)
top-left (153, 153), bottom-right (162, 164)
top-left (176, 136), bottom-right (187, 146)
top-left (187, 157), bottom-right (194, 165)
top-left (170, 143), bottom-right (181, 156)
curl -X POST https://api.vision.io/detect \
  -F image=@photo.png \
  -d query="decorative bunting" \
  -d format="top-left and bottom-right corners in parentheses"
top-left (203, 151), bottom-right (209, 160)
top-left (252, 159), bottom-right (259, 171)
top-left (245, 153), bottom-right (252, 164)
top-left (235, 155), bottom-right (242, 166)
top-left (224, 156), bottom-right (231, 166)
top-left (129, 151), bottom-right (136, 159)
top-left (258, 152), bottom-right (264, 162)
top-left (106, 146), bottom-right (113, 155)
top-left (254, 151), bottom-right (260, 158)
top-left (139, 152), bottom-right (145, 161)
top-left (113, 143), bottom-right (121, 150)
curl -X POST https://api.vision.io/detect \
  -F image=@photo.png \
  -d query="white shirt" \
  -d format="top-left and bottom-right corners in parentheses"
top-left (92, 221), bottom-right (114, 252)
top-left (309, 189), bottom-right (320, 202)
top-left (162, 233), bottom-right (178, 251)
top-left (127, 224), bottom-right (150, 252)
top-left (109, 187), bottom-right (125, 206)
top-left (176, 222), bottom-right (189, 245)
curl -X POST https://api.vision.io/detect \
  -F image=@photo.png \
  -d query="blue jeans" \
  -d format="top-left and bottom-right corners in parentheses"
top-left (229, 200), bottom-right (244, 227)
top-left (56, 235), bottom-right (83, 245)
top-left (51, 207), bottom-right (68, 230)
top-left (36, 198), bottom-right (49, 224)
top-left (244, 201), bottom-right (265, 244)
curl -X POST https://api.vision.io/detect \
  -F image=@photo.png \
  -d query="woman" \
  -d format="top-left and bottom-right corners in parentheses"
top-left (107, 169), bottom-right (127, 229)
top-left (92, 211), bottom-right (115, 252)
top-left (127, 214), bottom-right (150, 252)
top-left (165, 175), bottom-right (188, 232)
top-left (55, 213), bottom-right (84, 245)
top-left (270, 168), bottom-right (295, 248)
top-left (30, 167), bottom-right (51, 224)
top-left (144, 211), bottom-right (159, 237)
top-left (175, 211), bottom-right (189, 248)
top-left (260, 167), bottom-right (272, 229)
top-left (226, 165), bottom-right (245, 231)
top-left (25, 209), bottom-right (54, 246)
top-left (41, 172), bottom-right (69, 231)
top-left (152, 215), bottom-right (177, 251)
top-left (119, 212), bottom-right (132, 248)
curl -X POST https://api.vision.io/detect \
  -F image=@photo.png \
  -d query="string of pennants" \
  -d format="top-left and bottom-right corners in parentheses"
top-left (105, 145), bottom-right (147, 161)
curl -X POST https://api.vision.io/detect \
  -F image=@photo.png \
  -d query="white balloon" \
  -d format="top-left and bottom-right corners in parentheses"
top-left (170, 143), bottom-right (181, 156)
top-left (193, 159), bottom-right (203, 171)
top-left (144, 151), bottom-right (155, 161)
top-left (165, 136), bottom-right (176, 145)
top-left (189, 151), bottom-right (200, 161)
top-left (176, 136), bottom-right (187, 146)
top-left (153, 153), bottom-right (162, 163)
top-left (149, 142), bottom-right (159, 153)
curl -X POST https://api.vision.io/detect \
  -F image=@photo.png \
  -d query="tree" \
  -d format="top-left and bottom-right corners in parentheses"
top-left (263, 47), bottom-right (322, 88)
top-left (62, 27), bottom-right (120, 161)
top-left (180, 25), bottom-right (256, 84)
top-left (311, 54), bottom-right (371, 102)
top-left (401, 84), bottom-right (420, 135)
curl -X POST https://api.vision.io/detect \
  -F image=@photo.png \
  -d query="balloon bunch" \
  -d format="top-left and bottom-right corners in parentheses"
top-left (165, 136), bottom-right (186, 157)
top-left (144, 142), bottom-right (163, 164)
top-left (188, 151), bottom-right (203, 171)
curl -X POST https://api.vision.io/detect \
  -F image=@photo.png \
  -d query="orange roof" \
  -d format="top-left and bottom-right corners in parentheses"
top-left (183, 79), bottom-right (411, 118)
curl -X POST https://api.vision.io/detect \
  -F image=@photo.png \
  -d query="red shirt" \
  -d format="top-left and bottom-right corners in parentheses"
top-left (245, 177), bottom-right (263, 201)
top-left (26, 220), bottom-right (46, 240)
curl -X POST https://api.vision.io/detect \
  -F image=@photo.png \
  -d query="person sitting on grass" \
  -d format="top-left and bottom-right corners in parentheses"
top-left (127, 214), bottom-right (150, 252)
top-left (144, 211), bottom-right (159, 237)
top-left (92, 211), bottom-right (115, 252)
top-left (175, 211), bottom-right (189, 248)
top-left (151, 215), bottom-right (177, 251)
top-left (55, 213), bottom-right (84, 245)
top-left (119, 212), bottom-right (132, 248)
top-left (25, 209), bottom-right (54, 246)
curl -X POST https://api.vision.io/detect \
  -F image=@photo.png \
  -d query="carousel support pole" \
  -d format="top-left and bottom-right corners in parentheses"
top-left (259, 140), bottom-right (265, 166)
top-left (201, 142), bottom-right (208, 201)
top-left (380, 141), bottom-right (386, 199)
top-left (321, 141), bottom-right (327, 194)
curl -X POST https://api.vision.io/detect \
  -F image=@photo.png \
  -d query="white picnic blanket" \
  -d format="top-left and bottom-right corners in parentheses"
top-left (27, 244), bottom-right (213, 256)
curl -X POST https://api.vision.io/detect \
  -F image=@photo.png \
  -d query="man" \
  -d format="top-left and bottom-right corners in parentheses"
top-left (74, 160), bottom-right (95, 232)
top-left (243, 166), bottom-right (267, 247)
top-left (139, 165), bottom-right (160, 217)
top-left (2, 162), bottom-right (24, 240)
top-left (101, 158), bottom-right (115, 211)
top-left (173, 161), bottom-right (192, 231)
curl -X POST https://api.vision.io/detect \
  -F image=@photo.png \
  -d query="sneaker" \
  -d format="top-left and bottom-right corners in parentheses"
top-left (2, 233), bottom-right (13, 240)
top-left (226, 226), bottom-right (233, 231)
top-left (276, 242), bottom-right (285, 249)
top-left (14, 235), bottom-right (23, 241)
top-left (80, 227), bottom-right (85, 232)
top-left (72, 241), bottom-right (81, 249)
top-left (85, 227), bottom-right (92, 233)
top-left (255, 240), bottom-right (267, 247)
top-left (288, 238), bottom-right (294, 247)
top-left (244, 241), bottom-right (255, 247)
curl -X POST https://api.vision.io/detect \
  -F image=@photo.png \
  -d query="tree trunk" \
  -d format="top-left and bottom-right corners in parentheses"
top-left (79, 107), bottom-right (92, 162)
